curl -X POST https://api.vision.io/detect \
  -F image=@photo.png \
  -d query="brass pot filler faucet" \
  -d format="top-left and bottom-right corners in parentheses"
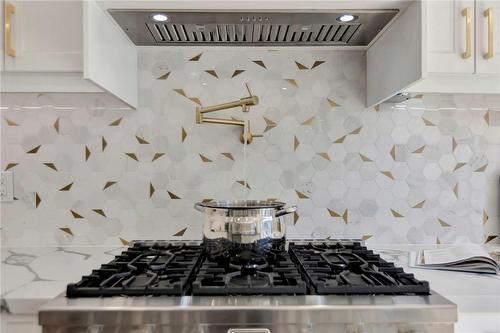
top-left (195, 83), bottom-right (263, 144)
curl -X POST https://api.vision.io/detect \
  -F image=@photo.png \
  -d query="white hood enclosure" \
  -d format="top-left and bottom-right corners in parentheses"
top-left (1, 0), bottom-right (500, 107)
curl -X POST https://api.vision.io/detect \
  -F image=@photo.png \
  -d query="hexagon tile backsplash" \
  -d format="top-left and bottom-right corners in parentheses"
top-left (1, 49), bottom-right (500, 247)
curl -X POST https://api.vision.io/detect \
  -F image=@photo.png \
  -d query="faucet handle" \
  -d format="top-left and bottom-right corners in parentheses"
top-left (240, 132), bottom-right (263, 144)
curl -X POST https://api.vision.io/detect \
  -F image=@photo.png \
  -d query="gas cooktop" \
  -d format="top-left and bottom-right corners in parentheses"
top-left (67, 240), bottom-right (430, 297)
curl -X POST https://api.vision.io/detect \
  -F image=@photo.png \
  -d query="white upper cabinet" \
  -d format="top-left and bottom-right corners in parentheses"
top-left (367, 0), bottom-right (500, 106)
top-left (426, 0), bottom-right (475, 74)
top-left (3, 1), bottom-right (83, 72)
top-left (476, 0), bottom-right (500, 74)
top-left (1, 0), bottom-right (137, 108)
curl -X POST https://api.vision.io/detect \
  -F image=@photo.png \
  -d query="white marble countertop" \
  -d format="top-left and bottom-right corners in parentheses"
top-left (1, 244), bottom-right (500, 333)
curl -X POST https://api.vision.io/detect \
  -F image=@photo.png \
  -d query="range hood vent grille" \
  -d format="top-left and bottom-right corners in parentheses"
top-left (109, 11), bottom-right (398, 46)
top-left (147, 22), bottom-right (362, 45)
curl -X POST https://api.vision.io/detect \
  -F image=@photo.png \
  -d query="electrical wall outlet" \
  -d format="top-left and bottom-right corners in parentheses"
top-left (1, 171), bottom-right (14, 202)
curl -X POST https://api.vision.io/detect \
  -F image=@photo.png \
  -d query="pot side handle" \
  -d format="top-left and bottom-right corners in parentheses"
top-left (275, 206), bottom-right (297, 217)
top-left (194, 202), bottom-right (205, 212)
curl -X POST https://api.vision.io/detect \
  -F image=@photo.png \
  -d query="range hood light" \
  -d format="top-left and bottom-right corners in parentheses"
top-left (151, 13), bottom-right (168, 22)
top-left (338, 14), bottom-right (357, 22)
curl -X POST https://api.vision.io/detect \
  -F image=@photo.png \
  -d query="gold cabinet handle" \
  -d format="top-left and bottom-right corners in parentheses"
top-left (5, 2), bottom-right (16, 57)
top-left (484, 8), bottom-right (494, 59)
top-left (462, 7), bottom-right (472, 59)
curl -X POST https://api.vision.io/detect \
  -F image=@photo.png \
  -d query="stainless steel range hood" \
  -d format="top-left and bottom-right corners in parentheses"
top-left (108, 10), bottom-right (398, 46)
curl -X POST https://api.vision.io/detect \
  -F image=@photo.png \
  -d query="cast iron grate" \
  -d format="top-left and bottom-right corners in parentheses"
top-left (66, 241), bottom-right (203, 297)
top-left (289, 241), bottom-right (430, 295)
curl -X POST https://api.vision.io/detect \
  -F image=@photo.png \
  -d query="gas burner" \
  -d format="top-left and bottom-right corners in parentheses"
top-left (289, 241), bottom-right (429, 295)
top-left (67, 241), bottom-right (203, 297)
top-left (192, 247), bottom-right (306, 295)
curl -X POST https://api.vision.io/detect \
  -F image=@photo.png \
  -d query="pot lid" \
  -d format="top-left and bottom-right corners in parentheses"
top-left (197, 200), bottom-right (286, 209)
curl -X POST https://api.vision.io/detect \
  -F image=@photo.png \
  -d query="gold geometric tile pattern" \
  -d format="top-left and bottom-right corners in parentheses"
top-left (342, 210), bottom-right (348, 224)
top-left (92, 209), bottom-right (106, 217)
top-left (59, 183), bottom-right (73, 191)
top-left (103, 181), bottom-right (117, 190)
top-left (221, 153), bottom-right (234, 161)
top-left (485, 235), bottom-right (498, 243)
top-left (295, 190), bottom-right (309, 199)
top-left (168, 191), bottom-right (181, 199)
top-left (1, 49), bottom-right (498, 247)
top-left (181, 127), bottom-right (187, 142)
top-left (109, 117), bottom-right (123, 126)
top-left (285, 79), bottom-right (298, 87)
top-left (311, 60), bottom-right (325, 69)
top-left (5, 163), bottom-right (18, 170)
top-left (43, 163), bottom-right (57, 171)
top-left (135, 135), bottom-right (149, 145)
top-left (252, 60), bottom-right (267, 69)
top-left (189, 53), bottom-right (202, 61)
top-left (328, 208), bottom-right (341, 217)
top-left (5, 118), bottom-right (19, 126)
top-left (70, 210), bottom-right (84, 219)
top-left (295, 61), bottom-right (308, 70)
top-left (438, 219), bottom-right (451, 227)
top-left (35, 193), bottom-right (41, 208)
top-left (231, 69), bottom-right (245, 78)
top-left (294, 136), bottom-right (299, 151)
top-left (27, 145), bottom-right (41, 154)
top-left (199, 154), bottom-right (213, 162)
top-left (349, 127), bottom-right (362, 135)
top-left (59, 228), bottom-right (74, 236)
top-left (53, 118), bottom-right (60, 133)
top-left (390, 209), bottom-right (403, 218)
top-left (327, 98), bottom-right (340, 107)
top-left (236, 180), bottom-right (251, 189)
top-left (484, 111), bottom-right (490, 125)
top-left (152, 153), bottom-right (165, 162)
top-left (412, 200), bottom-right (425, 209)
top-left (263, 117), bottom-right (277, 132)
top-left (135, 135), bottom-right (149, 144)
top-left (413, 145), bottom-right (426, 154)
top-left (301, 116), bottom-right (314, 126)
top-left (359, 154), bottom-right (372, 162)
top-left (85, 146), bottom-right (91, 161)
top-left (119, 237), bottom-right (130, 245)
top-left (205, 70), bottom-right (218, 78)
top-left (381, 171), bottom-right (394, 180)
top-left (317, 152), bottom-right (331, 161)
top-left (158, 72), bottom-right (171, 80)
top-left (334, 135), bottom-right (347, 144)
top-left (474, 164), bottom-right (488, 172)
top-left (150, 182), bottom-right (155, 197)
top-left (173, 227), bottom-right (187, 236)
top-left (101, 137), bottom-right (108, 151)
top-left (125, 153), bottom-right (139, 161)
top-left (422, 118), bottom-right (435, 126)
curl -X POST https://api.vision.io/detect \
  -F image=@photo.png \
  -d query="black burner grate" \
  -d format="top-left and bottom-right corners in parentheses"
top-left (191, 248), bottom-right (307, 295)
top-left (66, 240), bottom-right (430, 297)
top-left (67, 241), bottom-right (203, 297)
top-left (289, 241), bottom-right (430, 295)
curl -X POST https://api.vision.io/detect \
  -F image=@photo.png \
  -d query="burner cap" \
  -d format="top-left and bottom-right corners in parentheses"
top-left (227, 273), bottom-right (271, 288)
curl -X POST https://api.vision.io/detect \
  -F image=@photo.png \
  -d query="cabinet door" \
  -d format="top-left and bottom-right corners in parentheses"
top-left (426, 0), bottom-right (475, 73)
top-left (3, 1), bottom-right (82, 72)
top-left (476, 0), bottom-right (500, 74)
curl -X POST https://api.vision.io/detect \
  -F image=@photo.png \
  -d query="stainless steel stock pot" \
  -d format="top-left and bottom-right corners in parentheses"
top-left (194, 200), bottom-right (296, 254)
